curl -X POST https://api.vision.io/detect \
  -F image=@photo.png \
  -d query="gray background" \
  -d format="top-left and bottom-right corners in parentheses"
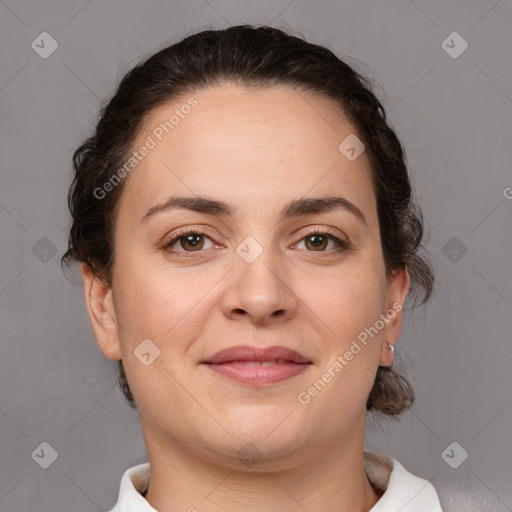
top-left (1, 0), bottom-right (511, 510)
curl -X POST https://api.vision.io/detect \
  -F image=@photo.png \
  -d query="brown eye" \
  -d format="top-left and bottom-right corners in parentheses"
top-left (296, 229), bottom-right (349, 254)
top-left (304, 233), bottom-right (329, 251)
top-left (163, 230), bottom-right (215, 255)
top-left (178, 233), bottom-right (205, 251)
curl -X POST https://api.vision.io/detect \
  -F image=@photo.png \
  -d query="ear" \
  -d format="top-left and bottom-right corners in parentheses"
top-left (379, 267), bottom-right (410, 366)
top-left (80, 262), bottom-right (122, 360)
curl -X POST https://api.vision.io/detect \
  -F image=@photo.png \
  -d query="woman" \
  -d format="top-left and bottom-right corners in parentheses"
top-left (61, 24), bottom-right (442, 511)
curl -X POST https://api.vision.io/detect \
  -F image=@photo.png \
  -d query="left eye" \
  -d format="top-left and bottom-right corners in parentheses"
top-left (295, 231), bottom-right (348, 252)
top-left (162, 229), bottom-right (349, 256)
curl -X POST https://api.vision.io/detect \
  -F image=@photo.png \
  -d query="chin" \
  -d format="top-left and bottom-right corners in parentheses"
top-left (199, 435), bottom-right (309, 473)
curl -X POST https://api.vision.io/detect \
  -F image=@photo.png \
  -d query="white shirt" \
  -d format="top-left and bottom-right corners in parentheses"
top-left (106, 451), bottom-right (444, 511)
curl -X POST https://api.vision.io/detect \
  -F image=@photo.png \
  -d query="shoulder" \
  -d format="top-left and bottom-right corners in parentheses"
top-left (105, 462), bottom-right (154, 512)
top-left (364, 451), bottom-right (444, 512)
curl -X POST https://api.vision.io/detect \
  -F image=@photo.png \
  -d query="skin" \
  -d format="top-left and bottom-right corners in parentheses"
top-left (81, 83), bottom-right (410, 512)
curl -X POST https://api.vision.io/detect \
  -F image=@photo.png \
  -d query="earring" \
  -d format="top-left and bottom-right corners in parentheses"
top-left (380, 341), bottom-right (395, 368)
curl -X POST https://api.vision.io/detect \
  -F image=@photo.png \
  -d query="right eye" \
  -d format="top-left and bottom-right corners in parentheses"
top-left (162, 229), bottom-right (218, 257)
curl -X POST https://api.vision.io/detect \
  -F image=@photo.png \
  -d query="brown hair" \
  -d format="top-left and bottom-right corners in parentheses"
top-left (61, 24), bottom-right (434, 417)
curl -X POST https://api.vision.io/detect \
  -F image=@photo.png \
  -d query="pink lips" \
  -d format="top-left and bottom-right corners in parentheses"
top-left (201, 345), bottom-right (312, 385)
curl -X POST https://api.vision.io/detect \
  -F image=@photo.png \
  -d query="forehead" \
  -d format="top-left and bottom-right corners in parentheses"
top-left (118, 83), bottom-right (376, 228)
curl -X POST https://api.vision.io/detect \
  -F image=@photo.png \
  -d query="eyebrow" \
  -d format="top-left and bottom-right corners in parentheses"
top-left (140, 194), bottom-right (367, 227)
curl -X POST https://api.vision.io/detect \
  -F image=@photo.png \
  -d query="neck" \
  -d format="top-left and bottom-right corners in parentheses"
top-left (141, 416), bottom-right (382, 512)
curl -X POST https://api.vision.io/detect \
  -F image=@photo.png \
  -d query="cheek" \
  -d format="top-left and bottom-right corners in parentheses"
top-left (305, 265), bottom-right (385, 337)
top-left (113, 266), bottom-right (214, 412)
top-left (114, 246), bottom-right (205, 336)
top-left (304, 276), bottom-right (383, 411)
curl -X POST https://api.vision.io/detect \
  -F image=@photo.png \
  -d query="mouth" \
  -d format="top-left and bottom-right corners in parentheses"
top-left (201, 345), bottom-right (313, 386)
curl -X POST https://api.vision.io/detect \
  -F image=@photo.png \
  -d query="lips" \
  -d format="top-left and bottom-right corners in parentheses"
top-left (202, 345), bottom-right (311, 365)
top-left (201, 345), bottom-right (312, 385)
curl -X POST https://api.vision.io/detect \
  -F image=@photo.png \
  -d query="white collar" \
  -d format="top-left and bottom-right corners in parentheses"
top-left (107, 451), bottom-right (443, 511)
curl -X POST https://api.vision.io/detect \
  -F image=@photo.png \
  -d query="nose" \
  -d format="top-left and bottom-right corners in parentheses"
top-left (221, 244), bottom-right (298, 325)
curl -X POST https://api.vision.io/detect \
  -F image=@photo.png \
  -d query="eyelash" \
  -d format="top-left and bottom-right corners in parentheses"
top-left (161, 227), bottom-right (350, 259)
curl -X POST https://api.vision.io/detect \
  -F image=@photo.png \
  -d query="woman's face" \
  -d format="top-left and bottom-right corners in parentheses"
top-left (83, 83), bottom-right (409, 469)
